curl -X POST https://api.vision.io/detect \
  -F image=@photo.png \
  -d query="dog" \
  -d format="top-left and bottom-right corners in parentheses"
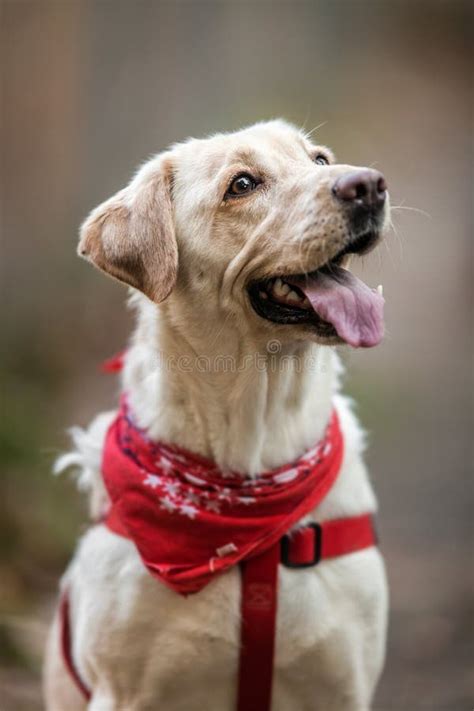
top-left (43, 120), bottom-right (389, 711)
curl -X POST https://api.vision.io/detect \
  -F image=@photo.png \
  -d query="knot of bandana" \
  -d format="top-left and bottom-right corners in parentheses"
top-left (102, 398), bottom-right (344, 594)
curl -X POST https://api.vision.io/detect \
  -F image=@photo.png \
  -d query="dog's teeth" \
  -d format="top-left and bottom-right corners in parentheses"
top-left (273, 278), bottom-right (287, 296)
top-left (268, 278), bottom-right (306, 305)
top-left (259, 291), bottom-right (268, 299)
top-left (376, 284), bottom-right (383, 296)
top-left (286, 289), bottom-right (302, 303)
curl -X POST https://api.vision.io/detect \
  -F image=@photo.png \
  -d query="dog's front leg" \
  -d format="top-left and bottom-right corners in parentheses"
top-left (43, 611), bottom-right (87, 711)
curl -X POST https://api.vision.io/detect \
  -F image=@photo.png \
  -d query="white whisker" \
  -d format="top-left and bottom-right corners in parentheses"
top-left (304, 121), bottom-right (328, 140)
top-left (390, 203), bottom-right (431, 219)
top-left (387, 217), bottom-right (404, 264)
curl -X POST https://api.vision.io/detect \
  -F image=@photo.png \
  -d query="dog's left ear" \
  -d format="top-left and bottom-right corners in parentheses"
top-left (78, 155), bottom-right (178, 303)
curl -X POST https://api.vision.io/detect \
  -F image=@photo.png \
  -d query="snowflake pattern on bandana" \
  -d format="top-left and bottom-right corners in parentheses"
top-left (114, 399), bottom-right (336, 522)
top-left (102, 396), bottom-right (343, 594)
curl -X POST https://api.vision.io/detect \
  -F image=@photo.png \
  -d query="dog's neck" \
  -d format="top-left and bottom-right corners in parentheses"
top-left (123, 295), bottom-right (341, 476)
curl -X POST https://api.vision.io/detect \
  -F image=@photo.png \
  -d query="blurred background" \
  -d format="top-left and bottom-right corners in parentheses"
top-left (1, 1), bottom-right (472, 709)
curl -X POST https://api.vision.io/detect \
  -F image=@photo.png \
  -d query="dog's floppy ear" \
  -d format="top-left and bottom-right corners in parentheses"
top-left (78, 155), bottom-right (177, 303)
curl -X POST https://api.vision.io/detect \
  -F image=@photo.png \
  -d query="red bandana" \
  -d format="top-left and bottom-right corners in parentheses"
top-left (102, 398), bottom-right (344, 594)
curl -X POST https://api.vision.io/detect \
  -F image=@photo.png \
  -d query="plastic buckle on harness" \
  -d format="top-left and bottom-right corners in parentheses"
top-left (280, 523), bottom-right (322, 568)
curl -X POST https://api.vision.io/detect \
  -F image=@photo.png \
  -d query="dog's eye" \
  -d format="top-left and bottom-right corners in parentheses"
top-left (314, 154), bottom-right (330, 166)
top-left (226, 173), bottom-right (259, 198)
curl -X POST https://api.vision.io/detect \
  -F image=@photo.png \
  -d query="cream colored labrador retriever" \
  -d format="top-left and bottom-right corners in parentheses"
top-left (44, 120), bottom-right (389, 711)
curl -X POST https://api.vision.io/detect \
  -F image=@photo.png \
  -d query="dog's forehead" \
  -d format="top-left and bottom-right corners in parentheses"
top-left (172, 121), bottom-right (312, 180)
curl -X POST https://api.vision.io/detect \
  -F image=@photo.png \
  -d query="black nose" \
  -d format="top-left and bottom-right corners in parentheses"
top-left (332, 169), bottom-right (387, 209)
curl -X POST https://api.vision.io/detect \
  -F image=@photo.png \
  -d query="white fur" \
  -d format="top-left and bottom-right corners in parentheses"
top-left (44, 120), bottom-right (388, 711)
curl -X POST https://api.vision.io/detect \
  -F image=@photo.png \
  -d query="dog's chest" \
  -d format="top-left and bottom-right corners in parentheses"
top-left (73, 527), bottom-right (386, 710)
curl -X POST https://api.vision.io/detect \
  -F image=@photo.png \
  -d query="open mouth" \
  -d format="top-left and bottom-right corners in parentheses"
top-left (248, 230), bottom-right (385, 348)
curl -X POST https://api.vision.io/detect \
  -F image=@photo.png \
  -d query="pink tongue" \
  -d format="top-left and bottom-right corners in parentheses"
top-left (287, 266), bottom-right (385, 348)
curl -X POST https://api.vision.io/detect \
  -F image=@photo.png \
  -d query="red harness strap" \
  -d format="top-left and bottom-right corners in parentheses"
top-left (60, 514), bottom-right (376, 709)
top-left (237, 513), bottom-right (376, 710)
top-left (238, 543), bottom-right (280, 711)
top-left (59, 593), bottom-right (92, 702)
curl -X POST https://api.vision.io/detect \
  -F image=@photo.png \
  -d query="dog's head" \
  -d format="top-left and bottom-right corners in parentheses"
top-left (79, 120), bottom-right (389, 348)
